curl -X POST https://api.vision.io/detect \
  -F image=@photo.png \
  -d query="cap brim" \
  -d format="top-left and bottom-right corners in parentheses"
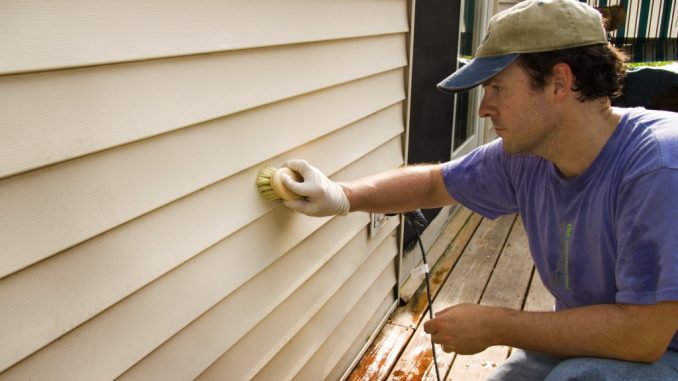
top-left (437, 54), bottom-right (519, 93)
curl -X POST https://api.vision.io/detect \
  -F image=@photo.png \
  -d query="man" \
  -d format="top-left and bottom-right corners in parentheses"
top-left (279, 0), bottom-right (678, 379)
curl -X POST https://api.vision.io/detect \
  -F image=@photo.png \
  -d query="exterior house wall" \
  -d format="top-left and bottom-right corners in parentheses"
top-left (0, 1), bottom-right (409, 380)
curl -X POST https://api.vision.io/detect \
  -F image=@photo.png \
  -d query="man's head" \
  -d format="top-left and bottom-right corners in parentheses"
top-left (438, 0), bottom-right (625, 99)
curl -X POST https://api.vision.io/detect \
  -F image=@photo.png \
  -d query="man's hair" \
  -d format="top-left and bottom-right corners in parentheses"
top-left (516, 44), bottom-right (629, 102)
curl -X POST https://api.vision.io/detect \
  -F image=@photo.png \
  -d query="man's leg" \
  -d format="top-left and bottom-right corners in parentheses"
top-left (486, 348), bottom-right (563, 381)
top-left (544, 350), bottom-right (678, 381)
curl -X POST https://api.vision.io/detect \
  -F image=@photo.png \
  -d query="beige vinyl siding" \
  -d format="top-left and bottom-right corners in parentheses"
top-left (117, 215), bottom-right (398, 381)
top-left (1, 1), bottom-right (409, 380)
top-left (0, 34), bottom-right (406, 181)
top-left (1, 0), bottom-right (408, 75)
top-left (0, 69), bottom-right (406, 279)
top-left (286, 267), bottom-right (398, 381)
top-left (322, 286), bottom-right (398, 381)
top-left (253, 264), bottom-right (398, 381)
top-left (197, 229), bottom-right (399, 381)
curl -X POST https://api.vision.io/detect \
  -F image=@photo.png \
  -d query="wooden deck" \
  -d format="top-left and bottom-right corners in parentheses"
top-left (347, 209), bottom-right (555, 381)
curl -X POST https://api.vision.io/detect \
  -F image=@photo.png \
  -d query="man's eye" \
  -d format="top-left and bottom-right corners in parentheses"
top-left (481, 84), bottom-right (500, 93)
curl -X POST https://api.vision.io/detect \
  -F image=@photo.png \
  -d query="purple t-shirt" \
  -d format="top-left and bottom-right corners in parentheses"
top-left (442, 107), bottom-right (678, 351)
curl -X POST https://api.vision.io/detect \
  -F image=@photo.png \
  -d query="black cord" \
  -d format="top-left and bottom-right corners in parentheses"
top-left (404, 210), bottom-right (442, 381)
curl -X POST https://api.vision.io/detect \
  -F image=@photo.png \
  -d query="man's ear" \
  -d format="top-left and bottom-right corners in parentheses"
top-left (551, 63), bottom-right (574, 101)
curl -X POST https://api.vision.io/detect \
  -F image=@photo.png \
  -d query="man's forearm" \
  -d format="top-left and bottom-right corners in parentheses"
top-left (491, 302), bottom-right (678, 362)
top-left (339, 164), bottom-right (456, 214)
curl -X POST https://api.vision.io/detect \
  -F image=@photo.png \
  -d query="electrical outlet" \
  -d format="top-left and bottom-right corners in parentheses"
top-left (369, 213), bottom-right (388, 237)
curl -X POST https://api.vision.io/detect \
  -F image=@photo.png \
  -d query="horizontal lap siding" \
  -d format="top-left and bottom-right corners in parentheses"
top-left (118, 215), bottom-right (390, 381)
top-left (117, 141), bottom-right (404, 381)
top-left (323, 289), bottom-right (399, 381)
top-left (1, 1), bottom-right (409, 380)
top-left (199, 231), bottom-right (400, 381)
top-left (0, 69), bottom-right (406, 279)
top-left (0, 33), bottom-right (406, 180)
top-left (1, 100), bottom-right (405, 374)
top-left (1, 0), bottom-right (408, 75)
top-left (261, 260), bottom-right (398, 381)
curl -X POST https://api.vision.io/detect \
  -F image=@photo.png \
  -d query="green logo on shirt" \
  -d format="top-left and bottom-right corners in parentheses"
top-left (554, 223), bottom-right (573, 290)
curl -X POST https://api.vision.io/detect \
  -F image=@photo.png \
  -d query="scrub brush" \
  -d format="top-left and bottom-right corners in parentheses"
top-left (256, 166), bottom-right (303, 201)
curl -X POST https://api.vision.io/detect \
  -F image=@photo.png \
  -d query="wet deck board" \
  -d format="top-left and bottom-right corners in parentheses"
top-left (387, 214), bottom-right (516, 380)
top-left (348, 210), bottom-right (482, 381)
top-left (347, 212), bottom-right (555, 381)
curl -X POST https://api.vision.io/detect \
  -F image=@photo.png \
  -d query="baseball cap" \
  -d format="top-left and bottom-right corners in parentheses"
top-left (438, 0), bottom-right (608, 93)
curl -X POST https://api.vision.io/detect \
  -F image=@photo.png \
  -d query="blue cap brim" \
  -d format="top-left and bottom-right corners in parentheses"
top-left (437, 54), bottom-right (519, 93)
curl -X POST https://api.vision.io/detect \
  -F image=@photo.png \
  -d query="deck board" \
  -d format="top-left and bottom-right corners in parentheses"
top-left (445, 216), bottom-right (534, 380)
top-left (386, 215), bottom-right (516, 380)
top-left (348, 212), bottom-right (482, 381)
top-left (390, 212), bottom-right (483, 328)
top-left (524, 270), bottom-right (555, 313)
top-left (346, 212), bottom-right (555, 381)
top-left (398, 208), bottom-right (474, 304)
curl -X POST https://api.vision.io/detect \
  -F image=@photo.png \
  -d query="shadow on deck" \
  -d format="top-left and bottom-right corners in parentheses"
top-left (347, 209), bottom-right (555, 381)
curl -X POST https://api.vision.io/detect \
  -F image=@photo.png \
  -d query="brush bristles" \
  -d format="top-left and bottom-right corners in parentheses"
top-left (256, 166), bottom-right (282, 200)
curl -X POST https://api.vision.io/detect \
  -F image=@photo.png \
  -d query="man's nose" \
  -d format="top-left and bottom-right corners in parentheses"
top-left (477, 92), bottom-right (494, 119)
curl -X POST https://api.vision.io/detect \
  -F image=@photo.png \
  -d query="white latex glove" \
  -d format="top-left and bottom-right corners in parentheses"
top-left (280, 159), bottom-right (350, 217)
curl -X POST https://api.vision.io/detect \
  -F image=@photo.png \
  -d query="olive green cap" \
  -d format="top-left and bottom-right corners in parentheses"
top-left (439, 0), bottom-right (608, 93)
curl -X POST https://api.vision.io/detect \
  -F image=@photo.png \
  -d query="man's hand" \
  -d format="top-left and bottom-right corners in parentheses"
top-left (423, 304), bottom-right (500, 354)
top-left (424, 301), bottom-right (678, 362)
top-left (280, 159), bottom-right (350, 217)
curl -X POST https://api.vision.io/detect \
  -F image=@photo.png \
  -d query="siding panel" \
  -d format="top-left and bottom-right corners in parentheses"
top-left (295, 276), bottom-right (397, 381)
top-left (120, 218), bottom-right (398, 381)
top-left (0, 34), bottom-right (406, 180)
top-left (1, 0), bottom-right (408, 75)
top-left (0, 110), bottom-right (404, 374)
top-left (257, 261), bottom-right (398, 381)
top-left (0, 208), bottom-right (329, 381)
top-left (116, 138), bottom-right (403, 381)
top-left (325, 292), bottom-right (398, 381)
top-left (197, 234), bottom-right (399, 381)
top-left (0, 84), bottom-right (405, 279)
top-left (2, 1), bottom-right (409, 379)
top-left (116, 212), bottom-right (369, 381)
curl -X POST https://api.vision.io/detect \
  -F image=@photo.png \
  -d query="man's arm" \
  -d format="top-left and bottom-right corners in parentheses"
top-left (341, 164), bottom-right (457, 214)
top-left (281, 160), bottom-right (457, 216)
top-left (424, 301), bottom-right (678, 363)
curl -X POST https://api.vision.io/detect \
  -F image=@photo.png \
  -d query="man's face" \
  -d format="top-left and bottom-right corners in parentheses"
top-left (478, 61), bottom-right (561, 156)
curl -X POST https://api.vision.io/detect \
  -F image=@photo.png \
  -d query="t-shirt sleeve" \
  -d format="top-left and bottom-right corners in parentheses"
top-left (441, 139), bottom-right (520, 219)
top-left (615, 168), bottom-right (678, 304)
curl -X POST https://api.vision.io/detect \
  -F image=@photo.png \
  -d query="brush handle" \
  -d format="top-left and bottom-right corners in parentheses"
top-left (271, 167), bottom-right (304, 201)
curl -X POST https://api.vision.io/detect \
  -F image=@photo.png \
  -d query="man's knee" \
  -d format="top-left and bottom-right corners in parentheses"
top-left (544, 357), bottom-right (610, 381)
top-left (544, 356), bottom-right (669, 381)
top-left (487, 349), bottom-right (561, 381)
